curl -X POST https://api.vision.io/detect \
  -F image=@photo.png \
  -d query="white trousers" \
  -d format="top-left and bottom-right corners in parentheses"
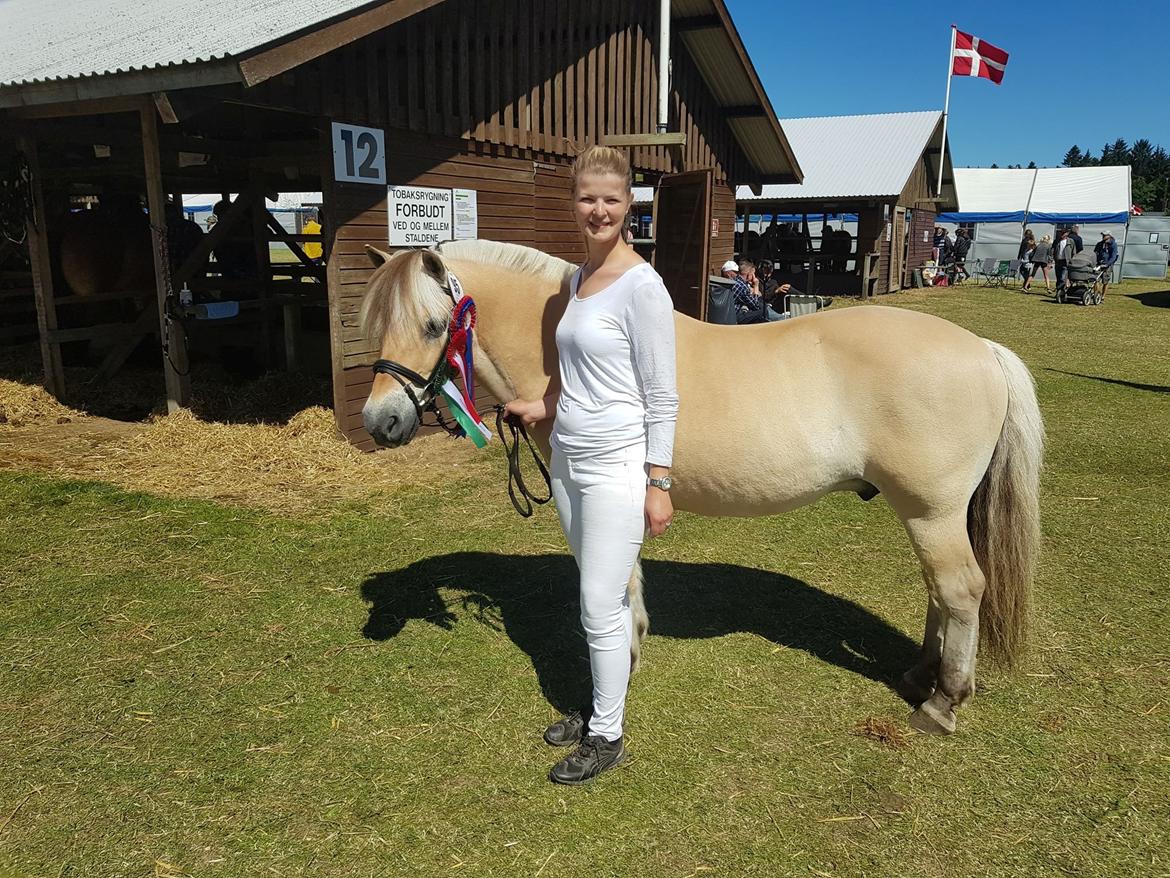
top-left (550, 443), bottom-right (647, 741)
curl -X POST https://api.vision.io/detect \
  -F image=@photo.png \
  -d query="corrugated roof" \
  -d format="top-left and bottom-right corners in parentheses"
top-left (736, 111), bottom-right (943, 201)
top-left (953, 167), bottom-right (1131, 215)
top-left (0, 0), bottom-right (379, 87)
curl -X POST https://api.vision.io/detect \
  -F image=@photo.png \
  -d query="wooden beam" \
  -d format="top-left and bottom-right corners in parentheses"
top-left (90, 302), bottom-right (159, 385)
top-left (172, 183), bottom-right (265, 287)
top-left (265, 212), bottom-right (323, 275)
top-left (17, 134), bottom-right (66, 399)
top-left (140, 102), bottom-right (191, 411)
top-left (10, 96), bottom-right (144, 119)
top-left (152, 92), bottom-right (179, 124)
top-left (601, 132), bottom-right (686, 147)
top-left (673, 14), bottom-right (722, 32)
top-left (721, 106), bottom-right (766, 119)
top-left (238, 0), bottom-right (447, 86)
top-left (0, 60), bottom-right (241, 109)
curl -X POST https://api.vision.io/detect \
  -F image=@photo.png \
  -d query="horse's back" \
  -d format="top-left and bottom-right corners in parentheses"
top-left (670, 306), bottom-right (1010, 516)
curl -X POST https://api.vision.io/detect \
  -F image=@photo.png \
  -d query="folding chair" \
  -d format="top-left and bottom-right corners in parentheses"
top-left (1006, 259), bottom-right (1024, 288)
top-left (975, 257), bottom-right (999, 286)
top-left (784, 293), bottom-right (828, 318)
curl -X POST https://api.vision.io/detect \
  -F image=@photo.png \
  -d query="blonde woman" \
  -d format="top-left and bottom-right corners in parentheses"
top-left (1024, 234), bottom-right (1053, 292)
top-left (504, 147), bottom-right (678, 785)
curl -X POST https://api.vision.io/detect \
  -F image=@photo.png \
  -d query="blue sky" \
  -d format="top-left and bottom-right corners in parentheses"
top-left (728, 0), bottom-right (1167, 168)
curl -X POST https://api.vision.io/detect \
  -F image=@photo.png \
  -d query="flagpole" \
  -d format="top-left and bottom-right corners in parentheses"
top-left (937, 24), bottom-right (957, 195)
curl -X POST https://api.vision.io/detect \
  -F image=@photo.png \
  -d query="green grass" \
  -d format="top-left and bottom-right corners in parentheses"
top-left (2, 280), bottom-right (1169, 877)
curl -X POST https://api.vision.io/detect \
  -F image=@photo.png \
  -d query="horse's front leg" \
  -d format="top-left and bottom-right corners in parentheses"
top-left (898, 592), bottom-right (944, 704)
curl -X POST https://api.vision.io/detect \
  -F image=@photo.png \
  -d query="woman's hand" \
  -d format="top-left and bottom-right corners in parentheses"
top-left (503, 397), bottom-right (549, 429)
top-left (645, 484), bottom-right (674, 538)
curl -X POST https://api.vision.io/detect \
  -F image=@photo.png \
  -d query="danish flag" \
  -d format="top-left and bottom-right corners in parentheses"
top-left (952, 30), bottom-right (1008, 84)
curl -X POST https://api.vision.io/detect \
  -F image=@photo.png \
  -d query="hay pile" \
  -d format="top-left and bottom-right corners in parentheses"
top-left (89, 407), bottom-right (491, 513)
top-left (0, 378), bottom-right (87, 428)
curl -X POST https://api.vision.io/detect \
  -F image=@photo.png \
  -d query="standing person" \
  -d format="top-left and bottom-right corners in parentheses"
top-left (932, 226), bottom-right (947, 263)
top-left (1053, 228), bottom-right (1076, 291)
top-left (950, 228), bottom-right (972, 283)
top-left (833, 225), bottom-right (853, 273)
top-left (1094, 231), bottom-right (1118, 293)
top-left (1070, 225), bottom-right (1084, 254)
top-left (301, 209), bottom-right (323, 261)
top-left (1017, 228), bottom-right (1036, 283)
top-left (1023, 234), bottom-right (1052, 292)
top-left (503, 146), bottom-right (678, 786)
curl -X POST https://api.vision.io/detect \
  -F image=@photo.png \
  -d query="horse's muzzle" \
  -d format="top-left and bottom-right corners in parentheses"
top-left (362, 393), bottom-right (420, 447)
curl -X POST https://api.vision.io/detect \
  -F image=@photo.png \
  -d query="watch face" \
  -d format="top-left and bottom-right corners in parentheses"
top-left (654, 476), bottom-right (672, 490)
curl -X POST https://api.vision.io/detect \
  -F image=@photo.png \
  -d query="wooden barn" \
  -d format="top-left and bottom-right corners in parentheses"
top-left (734, 111), bottom-right (957, 297)
top-left (0, 0), bottom-right (801, 448)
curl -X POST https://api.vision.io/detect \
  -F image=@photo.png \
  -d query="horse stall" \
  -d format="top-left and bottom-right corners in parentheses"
top-left (0, 0), bottom-right (801, 446)
top-left (732, 111), bottom-right (957, 297)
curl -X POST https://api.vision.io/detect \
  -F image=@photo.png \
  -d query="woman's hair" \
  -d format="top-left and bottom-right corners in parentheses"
top-left (1041, 234), bottom-right (1052, 243)
top-left (1023, 228), bottom-right (1035, 241)
top-left (571, 145), bottom-right (632, 194)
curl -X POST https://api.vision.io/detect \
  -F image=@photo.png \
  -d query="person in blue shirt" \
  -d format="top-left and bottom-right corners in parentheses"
top-left (731, 258), bottom-right (787, 323)
top-left (1094, 231), bottom-right (1118, 293)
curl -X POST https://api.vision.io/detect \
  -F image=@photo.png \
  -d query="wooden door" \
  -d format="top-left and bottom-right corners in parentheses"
top-left (890, 206), bottom-right (907, 292)
top-left (653, 169), bottom-right (713, 320)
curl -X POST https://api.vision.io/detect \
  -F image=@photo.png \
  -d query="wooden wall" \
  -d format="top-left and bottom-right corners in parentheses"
top-left (907, 207), bottom-right (938, 284)
top-left (251, 0), bottom-right (765, 447)
top-left (710, 181), bottom-right (736, 274)
top-left (259, 0), bottom-right (754, 186)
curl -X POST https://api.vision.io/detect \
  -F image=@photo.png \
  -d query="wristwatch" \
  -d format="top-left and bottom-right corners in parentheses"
top-left (648, 476), bottom-right (673, 491)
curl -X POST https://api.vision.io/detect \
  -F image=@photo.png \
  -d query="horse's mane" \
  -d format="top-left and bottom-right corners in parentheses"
top-left (436, 239), bottom-right (576, 283)
top-left (362, 240), bottom-right (575, 341)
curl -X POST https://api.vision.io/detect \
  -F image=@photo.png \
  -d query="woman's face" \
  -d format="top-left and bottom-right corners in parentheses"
top-left (574, 172), bottom-right (632, 246)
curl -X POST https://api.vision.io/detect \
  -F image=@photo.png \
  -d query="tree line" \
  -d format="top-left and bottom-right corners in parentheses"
top-left (1063, 138), bottom-right (1169, 211)
top-left (981, 139), bottom-right (1170, 211)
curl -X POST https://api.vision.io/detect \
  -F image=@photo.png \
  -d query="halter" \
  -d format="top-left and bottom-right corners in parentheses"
top-left (370, 268), bottom-right (551, 517)
top-left (371, 272), bottom-right (477, 440)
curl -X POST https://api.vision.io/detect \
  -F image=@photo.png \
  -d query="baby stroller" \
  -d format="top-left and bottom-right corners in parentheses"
top-left (1056, 251), bottom-right (1108, 306)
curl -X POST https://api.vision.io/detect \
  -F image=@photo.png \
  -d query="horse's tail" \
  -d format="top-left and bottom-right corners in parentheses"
top-left (970, 340), bottom-right (1044, 667)
top-left (628, 559), bottom-right (649, 673)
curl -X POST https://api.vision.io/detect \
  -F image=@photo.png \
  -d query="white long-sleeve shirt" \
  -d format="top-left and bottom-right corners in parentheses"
top-left (550, 263), bottom-right (679, 466)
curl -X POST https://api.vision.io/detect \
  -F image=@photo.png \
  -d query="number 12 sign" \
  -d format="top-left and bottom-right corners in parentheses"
top-left (331, 122), bottom-right (386, 185)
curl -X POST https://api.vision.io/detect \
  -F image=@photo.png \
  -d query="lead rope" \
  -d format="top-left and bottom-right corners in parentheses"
top-left (494, 405), bottom-right (551, 518)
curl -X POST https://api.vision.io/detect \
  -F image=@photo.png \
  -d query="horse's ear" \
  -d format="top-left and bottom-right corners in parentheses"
top-left (419, 248), bottom-right (447, 284)
top-left (365, 245), bottom-right (393, 267)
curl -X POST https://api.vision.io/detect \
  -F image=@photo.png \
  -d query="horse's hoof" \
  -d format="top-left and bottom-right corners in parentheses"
top-left (909, 702), bottom-right (956, 735)
top-left (896, 671), bottom-right (935, 705)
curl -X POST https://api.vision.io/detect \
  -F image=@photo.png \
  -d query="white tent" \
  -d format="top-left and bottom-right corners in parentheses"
top-left (938, 167), bottom-right (1132, 279)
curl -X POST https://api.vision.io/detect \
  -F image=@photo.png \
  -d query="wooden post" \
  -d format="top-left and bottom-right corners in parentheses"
top-left (140, 102), bottom-right (191, 411)
top-left (282, 302), bottom-right (301, 371)
top-left (18, 133), bottom-right (66, 399)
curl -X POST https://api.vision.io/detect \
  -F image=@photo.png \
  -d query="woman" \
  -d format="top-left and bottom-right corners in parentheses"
top-left (1017, 229), bottom-right (1036, 284)
top-left (1024, 234), bottom-right (1052, 292)
top-left (504, 146), bottom-right (678, 786)
top-left (932, 226), bottom-right (947, 263)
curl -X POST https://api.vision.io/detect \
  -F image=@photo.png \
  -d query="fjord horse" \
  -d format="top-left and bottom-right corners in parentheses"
top-left (359, 240), bottom-right (1043, 735)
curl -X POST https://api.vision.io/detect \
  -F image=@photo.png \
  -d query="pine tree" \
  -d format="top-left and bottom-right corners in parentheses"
top-left (1130, 139), bottom-right (1154, 178)
top-left (990, 163), bottom-right (999, 169)
top-left (1062, 146), bottom-right (1083, 167)
top-left (1027, 161), bottom-right (1037, 169)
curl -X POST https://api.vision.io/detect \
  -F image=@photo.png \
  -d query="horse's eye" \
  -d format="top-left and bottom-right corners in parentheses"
top-left (423, 318), bottom-right (446, 339)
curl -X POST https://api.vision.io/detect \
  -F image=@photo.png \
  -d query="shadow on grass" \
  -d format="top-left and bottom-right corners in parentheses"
top-left (360, 553), bottom-right (918, 713)
top-left (1127, 289), bottom-right (1170, 308)
top-left (1045, 368), bottom-right (1170, 394)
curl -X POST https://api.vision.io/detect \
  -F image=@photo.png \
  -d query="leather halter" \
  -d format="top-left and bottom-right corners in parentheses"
top-left (369, 268), bottom-right (551, 517)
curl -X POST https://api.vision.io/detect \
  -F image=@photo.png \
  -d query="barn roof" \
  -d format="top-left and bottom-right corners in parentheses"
top-left (941, 166), bottom-right (1132, 224)
top-left (735, 111), bottom-right (948, 203)
top-left (0, 0), bottom-right (799, 182)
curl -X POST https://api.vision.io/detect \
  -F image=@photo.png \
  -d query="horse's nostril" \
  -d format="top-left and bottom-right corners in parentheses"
top-left (386, 415), bottom-right (399, 434)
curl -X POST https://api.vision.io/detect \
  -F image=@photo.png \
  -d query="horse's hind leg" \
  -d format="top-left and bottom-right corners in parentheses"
top-left (902, 514), bottom-right (987, 735)
top-left (628, 559), bottom-right (649, 673)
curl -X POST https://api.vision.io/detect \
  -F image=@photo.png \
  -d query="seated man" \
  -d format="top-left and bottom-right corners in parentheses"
top-left (732, 258), bottom-right (788, 324)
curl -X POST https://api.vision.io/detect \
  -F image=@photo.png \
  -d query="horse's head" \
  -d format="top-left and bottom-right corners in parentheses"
top-left (360, 245), bottom-right (457, 447)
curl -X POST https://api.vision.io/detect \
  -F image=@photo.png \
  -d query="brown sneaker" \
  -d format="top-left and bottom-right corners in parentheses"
top-left (549, 734), bottom-right (626, 785)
